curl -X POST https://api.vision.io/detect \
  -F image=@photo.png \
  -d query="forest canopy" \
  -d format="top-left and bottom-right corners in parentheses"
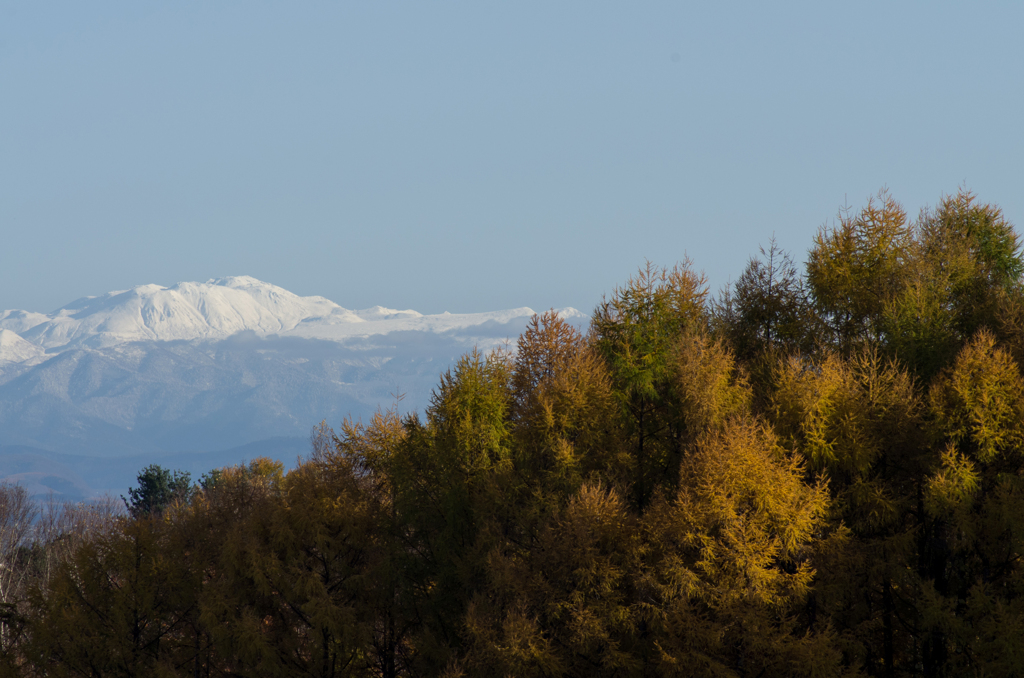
top-left (3, 188), bottom-right (1024, 677)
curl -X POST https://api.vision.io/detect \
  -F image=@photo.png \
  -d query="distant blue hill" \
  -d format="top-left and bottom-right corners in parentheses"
top-left (0, 437), bottom-right (310, 501)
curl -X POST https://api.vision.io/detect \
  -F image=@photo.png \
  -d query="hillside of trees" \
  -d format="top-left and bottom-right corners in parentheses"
top-left (3, 189), bottom-right (1024, 677)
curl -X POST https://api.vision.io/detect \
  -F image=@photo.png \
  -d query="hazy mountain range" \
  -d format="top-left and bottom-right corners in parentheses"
top-left (0, 277), bottom-right (583, 500)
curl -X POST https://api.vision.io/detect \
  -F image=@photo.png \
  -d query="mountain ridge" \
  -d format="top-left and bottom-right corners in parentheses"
top-left (0, 277), bottom-right (586, 498)
top-left (0, 276), bottom-right (582, 357)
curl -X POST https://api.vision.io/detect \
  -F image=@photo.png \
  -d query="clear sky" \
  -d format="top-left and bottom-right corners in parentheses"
top-left (2, 2), bottom-right (1022, 316)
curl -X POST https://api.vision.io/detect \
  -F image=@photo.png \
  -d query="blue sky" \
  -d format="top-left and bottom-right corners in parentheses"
top-left (2, 2), bottom-right (1022, 316)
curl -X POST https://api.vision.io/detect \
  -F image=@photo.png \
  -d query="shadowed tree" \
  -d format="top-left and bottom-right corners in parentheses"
top-left (715, 237), bottom-right (816, 361)
top-left (199, 456), bottom-right (375, 677)
top-left (917, 330), bottom-right (1024, 677)
top-left (771, 348), bottom-right (925, 676)
top-left (0, 483), bottom-right (36, 665)
top-left (22, 514), bottom-right (202, 677)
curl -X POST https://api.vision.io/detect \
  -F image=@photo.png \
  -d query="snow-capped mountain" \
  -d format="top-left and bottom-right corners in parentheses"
top-left (0, 276), bottom-right (542, 350)
top-left (0, 277), bottom-right (585, 499)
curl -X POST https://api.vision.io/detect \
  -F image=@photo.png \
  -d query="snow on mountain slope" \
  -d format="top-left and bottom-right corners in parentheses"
top-left (2, 276), bottom-right (344, 349)
top-left (353, 306), bottom-right (423, 322)
top-left (0, 310), bottom-right (50, 335)
top-left (0, 276), bottom-right (582, 352)
top-left (287, 307), bottom-right (550, 341)
top-left (0, 330), bottom-right (47, 366)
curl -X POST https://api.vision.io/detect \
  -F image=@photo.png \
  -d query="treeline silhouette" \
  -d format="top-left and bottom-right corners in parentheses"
top-left (2, 189), bottom-right (1023, 676)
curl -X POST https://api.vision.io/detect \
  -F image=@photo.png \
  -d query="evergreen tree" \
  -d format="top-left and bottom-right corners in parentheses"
top-left (123, 464), bottom-right (193, 519)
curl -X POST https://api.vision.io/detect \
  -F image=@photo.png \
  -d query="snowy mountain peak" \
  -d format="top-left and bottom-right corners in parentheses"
top-left (0, 278), bottom-right (344, 350)
top-left (0, 278), bottom-right (582, 354)
top-left (0, 329), bottom-right (46, 366)
top-left (206, 275), bottom-right (269, 288)
top-left (0, 309), bottom-right (50, 335)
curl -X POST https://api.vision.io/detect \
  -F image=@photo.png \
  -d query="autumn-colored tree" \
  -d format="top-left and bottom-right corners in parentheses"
top-left (916, 330), bottom-right (1024, 676)
top-left (331, 350), bottom-right (518, 674)
top-left (510, 311), bottom-right (621, 512)
top-left (807, 190), bottom-right (914, 350)
top-left (464, 320), bottom-right (834, 677)
top-left (668, 331), bottom-right (751, 445)
top-left (643, 418), bottom-right (839, 677)
top-left (199, 455), bottom-right (375, 677)
top-left (328, 413), bottom-right (417, 678)
top-left (22, 513), bottom-right (202, 678)
top-left (715, 238), bottom-right (817, 361)
top-left (771, 348), bottom-right (927, 676)
top-left (6, 185), bottom-right (1024, 678)
top-left (458, 314), bottom-right (628, 677)
top-left (592, 260), bottom-right (709, 509)
top-left (463, 481), bottom-right (644, 678)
